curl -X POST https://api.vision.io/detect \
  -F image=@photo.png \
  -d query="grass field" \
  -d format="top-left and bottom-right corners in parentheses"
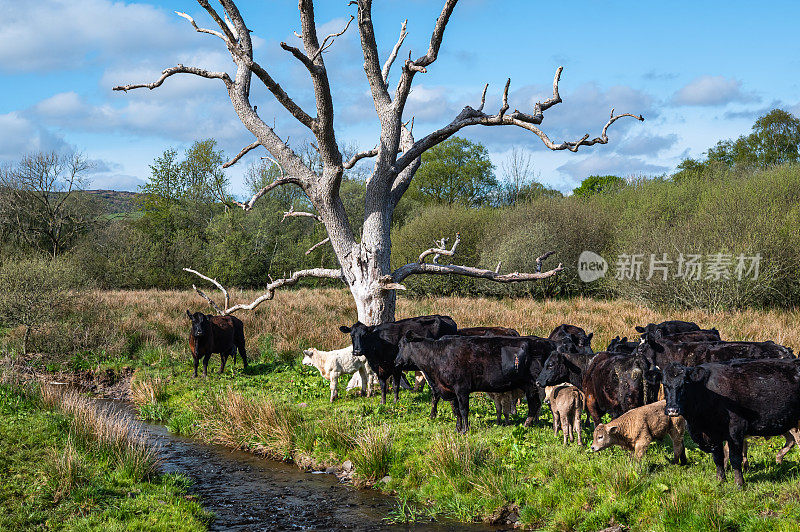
top-left (7, 288), bottom-right (800, 530)
top-left (0, 377), bottom-right (208, 531)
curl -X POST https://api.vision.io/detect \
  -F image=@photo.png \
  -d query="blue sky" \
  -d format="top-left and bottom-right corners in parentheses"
top-left (1, 0), bottom-right (798, 195)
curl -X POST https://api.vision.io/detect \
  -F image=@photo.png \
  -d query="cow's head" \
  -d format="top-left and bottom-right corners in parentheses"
top-left (663, 362), bottom-right (708, 417)
top-left (634, 335), bottom-right (664, 368)
top-left (536, 345), bottom-right (575, 387)
top-left (590, 423), bottom-right (618, 452)
top-left (394, 331), bottom-right (424, 368)
top-left (339, 321), bottom-right (376, 357)
top-left (187, 310), bottom-right (210, 337)
top-left (301, 348), bottom-right (315, 367)
top-left (562, 331), bottom-right (593, 356)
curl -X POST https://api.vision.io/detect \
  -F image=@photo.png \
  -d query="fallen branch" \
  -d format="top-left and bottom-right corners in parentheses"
top-left (184, 267), bottom-right (344, 314)
top-left (387, 233), bottom-right (562, 287)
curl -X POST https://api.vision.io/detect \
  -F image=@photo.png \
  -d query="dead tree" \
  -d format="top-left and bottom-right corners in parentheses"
top-left (114, 0), bottom-right (643, 324)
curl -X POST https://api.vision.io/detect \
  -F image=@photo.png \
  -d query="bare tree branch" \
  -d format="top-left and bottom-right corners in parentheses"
top-left (387, 233), bottom-right (563, 286)
top-left (223, 141), bottom-right (261, 168)
top-left (310, 15), bottom-right (354, 62)
top-left (183, 268), bottom-right (230, 310)
top-left (227, 157), bottom-right (302, 211)
top-left (394, 0), bottom-right (458, 112)
top-left (392, 68), bottom-right (644, 174)
top-left (343, 148), bottom-right (379, 169)
top-left (191, 284), bottom-right (226, 315)
top-left (175, 11), bottom-right (229, 43)
top-left (418, 233), bottom-right (460, 264)
top-left (280, 41), bottom-right (315, 72)
top-left (381, 19), bottom-right (407, 86)
top-left (184, 267), bottom-right (344, 314)
top-left (197, 0), bottom-right (238, 44)
top-left (282, 206), bottom-right (322, 223)
top-left (305, 237), bottom-right (330, 255)
top-left (113, 64), bottom-right (232, 91)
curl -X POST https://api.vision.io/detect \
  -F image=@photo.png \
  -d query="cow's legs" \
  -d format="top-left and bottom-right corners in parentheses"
top-left (776, 430), bottom-right (799, 463)
top-left (573, 410), bottom-right (583, 445)
top-left (379, 378), bottom-right (388, 405)
top-left (219, 350), bottom-right (229, 374)
top-left (429, 390), bottom-right (440, 420)
top-left (727, 438), bottom-right (746, 487)
top-left (523, 389), bottom-right (542, 427)
top-left (495, 398), bottom-right (504, 426)
top-left (450, 399), bottom-right (462, 433)
top-left (329, 372), bottom-right (340, 402)
top-left (358, 367), bottom-right (369, 397)
top-left (712, 446), bottom-right (726, 482)
top-left (238, 344), bottom-right (249, 369)
top-left (670, 428), bottom-right (687, 465)
top-left (202, 352), bottom-right (212, 377)
top-left (457, 392), bottom-right (470, 434)
top-left (192, 356), bottom-right (200, 378)
top-left (393, 371), bottom-right (402, 402)
top-left (585, 394), bottom-right (602, 428)
top-left (552, 408), bottom-right (560, 436)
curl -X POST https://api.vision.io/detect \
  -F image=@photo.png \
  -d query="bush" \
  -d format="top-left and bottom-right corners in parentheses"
top-left (0, 257), bottom-right (86, 355)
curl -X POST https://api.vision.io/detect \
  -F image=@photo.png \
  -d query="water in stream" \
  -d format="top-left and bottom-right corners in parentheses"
top-left (115, 402), bottom-right (498, 531)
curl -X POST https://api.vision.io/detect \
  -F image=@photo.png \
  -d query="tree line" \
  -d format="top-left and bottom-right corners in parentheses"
top-left (1, 109), bottom-right (799, 314)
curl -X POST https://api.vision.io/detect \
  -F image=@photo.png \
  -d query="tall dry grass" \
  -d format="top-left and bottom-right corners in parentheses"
top-left (92, 288), bottom-right (800, 359)
top-left (195, 388), bottom-right (301, 460)
top-left (130, 372), bottom-right (167, 406)
top-left (39, 384), bottom-right (159, 480)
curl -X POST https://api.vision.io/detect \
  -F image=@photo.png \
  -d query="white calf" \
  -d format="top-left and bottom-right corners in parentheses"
top-left (302, 345), bottom-right (375, 402)
top-left (345, 369), bottom-right (380, 394)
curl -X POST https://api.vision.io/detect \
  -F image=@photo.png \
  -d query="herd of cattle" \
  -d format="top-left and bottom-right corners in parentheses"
top-left (188, 310), bottom-right (800, 487)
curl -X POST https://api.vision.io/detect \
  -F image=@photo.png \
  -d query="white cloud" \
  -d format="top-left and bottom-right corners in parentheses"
top-left (672, 75), bottom-right (758, 106)
top-left (0, 111), bottom-right (71, 161)
top-left (0, 0), bottom-right (207, 72)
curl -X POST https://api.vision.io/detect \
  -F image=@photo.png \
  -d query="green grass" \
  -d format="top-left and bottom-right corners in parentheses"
top-left (0, 381), bottom-right (209, 531)
top-left (122, 343), bottom-right (800, 531)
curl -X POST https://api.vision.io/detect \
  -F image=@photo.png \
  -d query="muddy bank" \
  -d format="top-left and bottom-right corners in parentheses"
top-left (109, 401), bottom-right (497, 531)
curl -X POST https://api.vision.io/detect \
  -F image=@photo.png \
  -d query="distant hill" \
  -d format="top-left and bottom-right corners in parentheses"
top-left (85, 190), bottom-right (141, 214)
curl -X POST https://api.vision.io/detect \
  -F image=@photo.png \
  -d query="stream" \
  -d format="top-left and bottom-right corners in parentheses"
top-left (110, 401), bottom-right (498, 531)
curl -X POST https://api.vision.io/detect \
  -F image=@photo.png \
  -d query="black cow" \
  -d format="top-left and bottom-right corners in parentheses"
top-left (636, 336), bottom-right (793, 371)
top-left (658, 329), bottom-right (722, 343)
top-left (607, 336), bottom-right (639, 355)
top-left (536, 343), bottom-right (593, 389)
top-left (458, 326), bottom-right (520, 337)
top-left (396, 333), bottom-right (555, 432)
top-left (186, 310), bottom-right (248, 377)
top-left (663, 359), bottom-right (800, 487)
top-left (549, 324), bottom-right (594, 355)
top-left (339, 315), bottom-right (458, 405)
top-left (635, 320), bottom-right (700, 338)
top-left (581, 351), bottom-right (655, 424)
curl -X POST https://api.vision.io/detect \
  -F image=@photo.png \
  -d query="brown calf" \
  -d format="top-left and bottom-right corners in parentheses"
top-left (591, 400), bottom-right (687, 464)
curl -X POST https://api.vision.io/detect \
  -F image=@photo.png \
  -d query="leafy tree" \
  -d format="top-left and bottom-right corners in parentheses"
top-left (675, 109), bottom-right (800, 177)
top-left (752, 109), bottom-right (800, 166)
top-left (572, 175), bottom-right (625, 197)
top-left (135, 139), bottom-right (227, 286)
top-left (406, 137), bottom-right (499, 207)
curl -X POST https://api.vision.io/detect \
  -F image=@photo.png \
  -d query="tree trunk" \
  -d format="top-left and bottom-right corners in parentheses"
top-left (22, 325), bottom-right (31, 356)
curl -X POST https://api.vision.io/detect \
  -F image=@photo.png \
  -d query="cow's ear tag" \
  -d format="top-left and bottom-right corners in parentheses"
top-left (514, 354), bottom-right (520, 370)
